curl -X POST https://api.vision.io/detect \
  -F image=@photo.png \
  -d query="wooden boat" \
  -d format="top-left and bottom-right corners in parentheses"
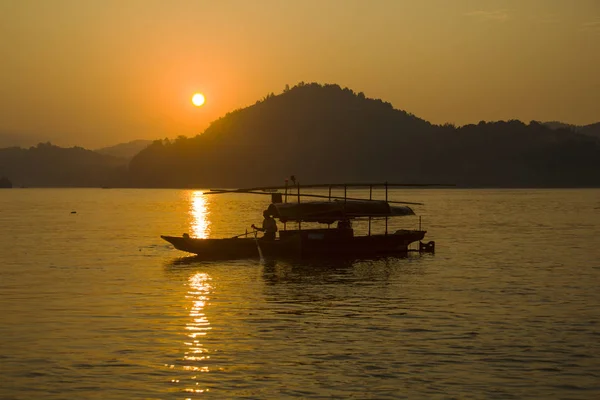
top-left (161, 180), bottom-right (437, 260)
top-left (161, 227), bottom-right (427, 260)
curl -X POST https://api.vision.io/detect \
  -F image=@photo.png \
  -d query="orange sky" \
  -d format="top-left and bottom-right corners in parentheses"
top-left (1, 0), bottom-right (599, 148)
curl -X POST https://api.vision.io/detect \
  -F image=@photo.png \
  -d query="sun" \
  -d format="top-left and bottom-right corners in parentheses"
top-left (192, 93), bottom-right (205, 107)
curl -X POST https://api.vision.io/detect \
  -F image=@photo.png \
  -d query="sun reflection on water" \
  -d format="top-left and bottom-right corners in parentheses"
top-left (183, 272), bottom-right (212, 393)
top-left (190, 191), bottom-right (210, 238)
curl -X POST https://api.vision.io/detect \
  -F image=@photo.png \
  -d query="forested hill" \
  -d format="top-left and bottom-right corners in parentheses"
top-left (129, 83), bottom-right (600, 188)
top-left (95, 139), bottom-right (153, 159)
top-left (543, 121), bottom-right (600, 139)
top-left (1, 83), bottom-right (598, 188)
top-left (0, 143), bottom-right (128, 187)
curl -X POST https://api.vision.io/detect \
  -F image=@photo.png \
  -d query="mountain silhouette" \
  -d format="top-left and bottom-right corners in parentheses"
top-left (1, 83), bottom-right (599, 188)
top-left (0, 132), bottom-right (49, 148)
top-left (95, 139), bottom-right (153, 160)
top-left (0, 142), bottom-right (128, 187)
top-left (128, 83), bottom-right (600, 188)
top-left (543, 121), bottom-right (600, 139)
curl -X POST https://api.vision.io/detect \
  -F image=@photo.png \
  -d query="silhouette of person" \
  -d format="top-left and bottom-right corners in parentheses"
top-left (252, 211), bottom-right (278, 240)
top-left (337, 219), bottom-right (352, 230)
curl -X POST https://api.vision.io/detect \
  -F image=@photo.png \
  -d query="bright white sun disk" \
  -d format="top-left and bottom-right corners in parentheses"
top-left (192, 93), bottom-right (205, 106)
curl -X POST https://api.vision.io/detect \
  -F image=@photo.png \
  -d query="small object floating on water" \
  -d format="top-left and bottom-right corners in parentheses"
top-left (419, 240), bottom-right (435, 253)
top-left (71, 211), bottom-right (77, 214)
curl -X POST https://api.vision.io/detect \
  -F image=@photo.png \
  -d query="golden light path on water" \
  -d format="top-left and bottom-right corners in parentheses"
top-left (183, 272), bottom-right (213, 395)
top-left (183, 192), bottom-right (212, 394)
top-left (190, 191), bottom-right (210, 238)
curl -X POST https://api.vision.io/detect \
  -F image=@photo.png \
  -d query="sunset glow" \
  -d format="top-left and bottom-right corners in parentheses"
top-left (1, 2), bottom-right (599, 149)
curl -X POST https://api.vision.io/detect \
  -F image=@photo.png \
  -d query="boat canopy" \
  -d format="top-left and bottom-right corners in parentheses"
top-left (266, 200), bottom-right (414, 224)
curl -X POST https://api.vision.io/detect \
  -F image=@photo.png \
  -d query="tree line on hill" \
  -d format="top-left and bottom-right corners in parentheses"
top-left (0, 142), bottom-right (128, 187)
top-left (1, 83), bottom-right (599, 188)
top-left (127, 83), bottom-right (600, 188)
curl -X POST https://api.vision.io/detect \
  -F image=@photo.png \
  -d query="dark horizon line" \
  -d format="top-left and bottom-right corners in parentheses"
top-left (2, 119), bottom-right (599, 151)
top-left (5, 184), bottom-right (600, 190)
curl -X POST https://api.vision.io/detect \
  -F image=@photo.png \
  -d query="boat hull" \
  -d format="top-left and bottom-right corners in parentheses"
top-left (161, 229), bottom-right (426, 260)
top-left (160, 235), bottom-right (300, 260)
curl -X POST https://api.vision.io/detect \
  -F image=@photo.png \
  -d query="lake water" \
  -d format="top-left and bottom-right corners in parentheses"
top-left (1, 188), bottom-right (599, 399)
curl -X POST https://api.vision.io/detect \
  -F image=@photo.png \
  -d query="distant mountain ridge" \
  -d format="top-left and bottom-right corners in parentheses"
top-left (0, 132), bottom-right (49, 148)
top-left (95, 139), bottom-right (153, 159)
top-left (1, 83), bottom-right (599, 187)
top-left (0, 139), bottom-right (152, 187)
top-left (542, 121), bottom-right (600, 139)
top-left (0, 142), bottom-right (128, 187)
top-left (128, 82), bottom-right (600, 188)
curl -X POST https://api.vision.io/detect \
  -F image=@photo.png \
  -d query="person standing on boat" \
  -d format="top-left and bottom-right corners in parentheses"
top-left (337, 219), bottom-right (352, 230)
top-left (252, 211), bottom-right (278, 240)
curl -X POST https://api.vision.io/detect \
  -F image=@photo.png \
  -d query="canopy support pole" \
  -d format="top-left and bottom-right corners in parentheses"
top-left (385, 182), bottom-right (388, 235)
top-left (368, 185), bottom-right (372, 236)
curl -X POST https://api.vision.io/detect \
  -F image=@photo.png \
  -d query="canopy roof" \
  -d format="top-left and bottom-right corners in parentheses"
top-left (266, 200), bottom-right (414, 223)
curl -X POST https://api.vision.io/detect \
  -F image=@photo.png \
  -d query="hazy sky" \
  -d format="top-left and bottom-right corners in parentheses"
top-left (1, 0), bottom-right (599, 148)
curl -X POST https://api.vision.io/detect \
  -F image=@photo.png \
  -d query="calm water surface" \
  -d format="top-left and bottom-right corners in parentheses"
top-left (1, 188), bottom-right (599, 399)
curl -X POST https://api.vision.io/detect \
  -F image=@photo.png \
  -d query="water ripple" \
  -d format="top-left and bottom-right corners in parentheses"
top-left (1, 189), bottom-right (600, 398)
